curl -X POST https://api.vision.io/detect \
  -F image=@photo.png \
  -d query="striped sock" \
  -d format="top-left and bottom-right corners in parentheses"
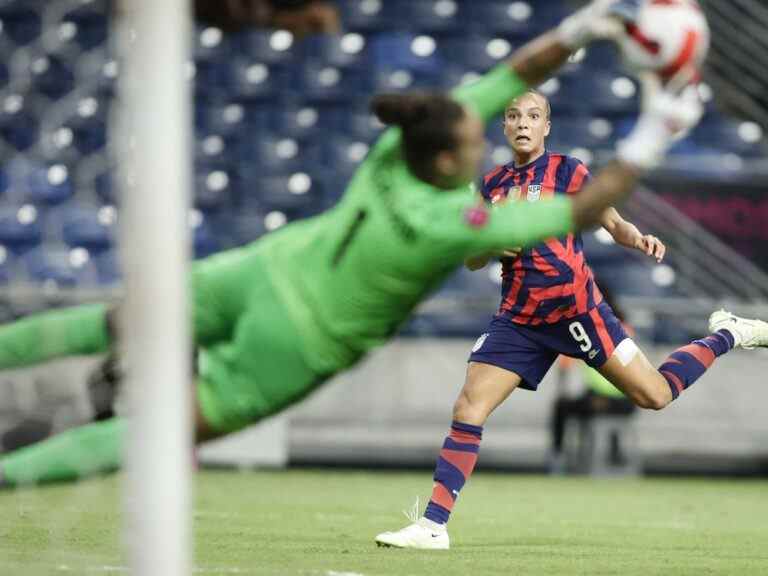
top-left (659, 329), bottom-right (734, 400)
top-left (423, 421), bottom-right (482, 525)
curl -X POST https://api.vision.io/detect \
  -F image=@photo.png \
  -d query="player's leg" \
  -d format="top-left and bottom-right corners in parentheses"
top-left (375, 318), bottom-right (556, 549)
top-left (595, 309), bottom-right (768, 409)
top-left (0, 303), bottom-right (113, 370)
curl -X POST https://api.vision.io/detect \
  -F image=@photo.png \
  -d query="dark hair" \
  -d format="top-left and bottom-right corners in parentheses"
top-left (371, 92), bottom-right (466, 183)
top-left (505, 89), bottom-right (551, 119)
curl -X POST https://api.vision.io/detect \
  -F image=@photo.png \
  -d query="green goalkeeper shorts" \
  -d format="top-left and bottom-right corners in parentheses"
top-left (193, 252), bottom-right (325, 434)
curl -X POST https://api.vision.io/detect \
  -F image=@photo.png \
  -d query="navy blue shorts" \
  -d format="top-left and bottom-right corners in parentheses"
top-left (468, 302), bottom-right (628, 391)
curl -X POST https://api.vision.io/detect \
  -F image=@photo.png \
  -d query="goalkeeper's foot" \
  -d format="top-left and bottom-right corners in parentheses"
top-left (709, 309), bottom-right (768, 350)
top-left (375, 517), bottom-right (450, 550)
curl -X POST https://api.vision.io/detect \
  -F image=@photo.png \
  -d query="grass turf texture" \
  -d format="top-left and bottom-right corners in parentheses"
top-left (0, 469), bottom-right (767, 575)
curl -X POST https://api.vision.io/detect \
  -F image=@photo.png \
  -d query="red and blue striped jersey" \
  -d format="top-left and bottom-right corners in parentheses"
top-left (480, 151), bottom-right (603, 325)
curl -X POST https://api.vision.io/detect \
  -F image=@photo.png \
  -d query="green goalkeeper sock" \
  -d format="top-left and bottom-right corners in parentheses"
top-left (0, 418), bottom-right (125, 487)
top-left (0, 303), bottom-right (111, 369)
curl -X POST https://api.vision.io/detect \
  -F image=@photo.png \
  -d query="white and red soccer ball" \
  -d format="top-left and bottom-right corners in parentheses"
top-left (617, 0), bottom-right (710, 81)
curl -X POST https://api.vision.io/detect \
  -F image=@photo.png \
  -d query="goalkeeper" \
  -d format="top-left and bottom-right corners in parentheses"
top-left (0, 1), bottom-right (703, 486)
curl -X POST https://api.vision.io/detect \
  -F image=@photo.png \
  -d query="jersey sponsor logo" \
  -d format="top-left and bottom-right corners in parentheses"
top-left (588, 349), bottom-right (599, 360)
top-left (508, 185), bottom-right (522, 202)
top-left (464, 206), bottom-right (489, 228)
top-left (472, 332), bottom-right (489, 352)
top-left (526, 184), bottom-right (542, 202)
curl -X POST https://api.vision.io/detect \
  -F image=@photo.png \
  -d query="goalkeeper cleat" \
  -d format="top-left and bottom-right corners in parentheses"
top-left (709, 309), bottom-right (768, 350)
top-left (375, 517), bottom-right (450, 550)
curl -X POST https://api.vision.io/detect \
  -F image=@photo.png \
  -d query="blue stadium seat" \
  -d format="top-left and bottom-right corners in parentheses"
top-left (580, 73), bottom-right (639, 117)
top-left (0, 94), bottom-right (39, 151)
top-left (338, 0), bottom-right (394, 32)
top-left (226, 59), bottom-right (287, 101)
top-left (390, 0), bottom-right (466, 35)
top-left (193, 25), bottom-right (231, 64)
top-left (692, 116), bottom-right (768, 158)
top-left (441, 36), bottom-right (514, 73)
top-left (94, 172), bottom-right (115, 205)
top-left (299, 33), bottom-right (370, 69)
top-left (0, 5), bottom-right (42, 45)
top-left (366, 66), bottom-right (441, 92)
top-left (292, 63), bottom-right (360, 103)
top-left (550, 116), bottom-right (618, 150)
top-left (61, 205), bottom-right (115, 253)
top-left (0, 205), bottom-right (42, 253)
top-left (322, 136), bottom-right (371, 176)
top-left (190, 211), bottom-right (222, 259)
top-left (209, 211), bottom-right (268, 247)
top-left (236, 29), bottom-right (297, 67)
top-left (582, 41), bottom-right (624, 75)
top-left (28, 54), bottom-right (75, 99)
top-left (195, 133), bottom-right (239, 166)
top-left (538, 75), bottom-right (585, 116)
top-left (240, 174), bottom-right (323, 217)
top-left (268, 103), bottom-right (325, 143)
top-left (93, 249), bottom-right (120, 286)
top-left (56, 7), bottom-right (108, 52)
top-left (0, 245), bottom-right (14, 285)
top-left (195, 166), bottom-right (235, 213)
top-left (369, 33), bottom-right (443, 74)
top-left (238, 135), bottom-right (318, 175)
top-left (196, 100), bottom-right (266, 135)
top-left (23, 246), bottom-right (98, 288)
top-left (466, 1), bottom-right (554, 40)
top-left (26, 163), bottom-right (74, 205)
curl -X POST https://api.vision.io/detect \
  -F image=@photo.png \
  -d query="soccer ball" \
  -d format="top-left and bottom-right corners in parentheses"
top-left (617, 0), bottom-right (710, 81)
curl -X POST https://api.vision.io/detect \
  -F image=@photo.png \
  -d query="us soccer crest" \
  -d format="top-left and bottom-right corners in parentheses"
top-left (526, 184), bottom-right (541, 202)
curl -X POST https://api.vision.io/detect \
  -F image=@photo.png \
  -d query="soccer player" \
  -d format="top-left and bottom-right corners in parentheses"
top-left (0, 2), bottom-right (731, 488)
top-left (373, 86), bottom-right (767, 550)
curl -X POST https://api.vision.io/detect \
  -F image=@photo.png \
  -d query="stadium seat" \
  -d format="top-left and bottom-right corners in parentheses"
top-left (193, 25), bottom-right (231, 64)
top-left (321, 136), bottom-right (371, 177)
top-left (26, 163), bottom-right (74, 205)
top-left (238, 135), bottom-right (318, 175)
top-left (196, 100), bottom-right (266, 135)
top-left (240, 174), bottom-right (323, 217)
top-left (190, 210), bottom-right (222, 259)
top-left (236, 29), bottom-right (297, 67)
top-left (692, 116), bottom-right (768, 158)
top-left (390, 0), bottom-right (466, 36)
top-left (209, 211), bottom-right (268, 247)
top-left (550, 116), bottom-right (618, 151)
top-left (585, 73), bottom-right (640, 117)
top-left (441, 36), bottom-right (515, 73)
top-left (61, 205), bottom-right (115, 253)
top-left (268, 103), bottom-right (325, 143)
top-left (52, 7), bottom-right (108, 53)
top-left (0, 245), bottom-right (14, 285)
top-left (22, 246), bottom-right (98, 288)
top-left (94, 171), bottom-right (115, 205)
top-left (0, 205), bottom-right (41, 254)
top-left (0, 94), bottom-right (39, 151)
top-left (226, 59), bottom-right (287, 101)
top-left (337, 0), bottom-right (394, 33)
top-left (292, 63), bottom-right (360, 103)
top-left (368, 33), bottom-right (443, 74)
top-left (195, 166), bottom-right (235, 213)
top-left (466, 1), bottom-right (554, 40)
top-left (93, 249), bottom-right (120, 286)
top-left (28, 54), bottom-right (75, 99)
top-left (299, 33), bottom-right (370, 69)
top-left (0, 5), bottom-right (42, 45)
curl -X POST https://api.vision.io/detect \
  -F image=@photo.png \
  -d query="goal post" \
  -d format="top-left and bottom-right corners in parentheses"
top-left (116, 1), bottom-right (193, 574)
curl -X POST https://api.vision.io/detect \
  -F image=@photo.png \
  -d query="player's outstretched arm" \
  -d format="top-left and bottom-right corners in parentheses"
top-left (453, 1), bottom-right (627, 122)
top-left (571, 78), bottom-right (703, 231)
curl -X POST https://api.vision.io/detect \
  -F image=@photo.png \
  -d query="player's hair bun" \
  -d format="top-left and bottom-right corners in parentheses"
top-left (371, 94), bottom-right (429, 127)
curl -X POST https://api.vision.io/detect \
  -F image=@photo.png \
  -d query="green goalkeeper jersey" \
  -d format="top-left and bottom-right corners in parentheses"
top-left (246, 64), bottom-right (576, 375)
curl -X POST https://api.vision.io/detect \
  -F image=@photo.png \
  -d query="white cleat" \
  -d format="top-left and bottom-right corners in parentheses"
top-left (709, 309), bottom-right (768, 350)
top-left (375, 517), bottom-right (450, 550)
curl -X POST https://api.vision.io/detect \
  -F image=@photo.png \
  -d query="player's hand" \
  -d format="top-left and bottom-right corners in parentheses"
top-left (633, 233), bottom-right (665, 263)
top-left (557, 0), bottom-right (637, 49)
top-left (616, 73), bottom-right (703, 170)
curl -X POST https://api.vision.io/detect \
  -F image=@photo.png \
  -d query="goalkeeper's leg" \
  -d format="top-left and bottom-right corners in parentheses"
top-left (0, 304), bottom-right (113, 370)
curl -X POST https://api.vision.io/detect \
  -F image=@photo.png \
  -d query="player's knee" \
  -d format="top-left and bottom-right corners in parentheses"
top-left (633, 387), bottom-right (670, 411)
top-left (452, 393), bottom-right (488, 425)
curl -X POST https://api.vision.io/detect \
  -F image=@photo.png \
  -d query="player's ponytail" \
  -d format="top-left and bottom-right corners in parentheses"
top-left (371, 92), bottom-right (466, 184)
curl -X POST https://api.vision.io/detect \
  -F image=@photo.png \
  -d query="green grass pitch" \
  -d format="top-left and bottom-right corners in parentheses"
top-left (1, 469), bottom-right (767, 575)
